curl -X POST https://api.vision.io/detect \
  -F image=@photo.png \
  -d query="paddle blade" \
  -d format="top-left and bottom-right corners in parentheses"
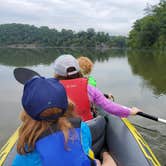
top-left (14, 68), bottom-right (40, 84)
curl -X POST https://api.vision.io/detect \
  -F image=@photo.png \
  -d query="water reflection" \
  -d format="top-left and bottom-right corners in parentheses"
top-left (0, 48), bottom-right (126, 67)
top-left (127, 50), bottom-right (166, 95)
top-left (1, 48), bottom-right (166, 96)
top-left (0, 48), bottom-right (165, 165)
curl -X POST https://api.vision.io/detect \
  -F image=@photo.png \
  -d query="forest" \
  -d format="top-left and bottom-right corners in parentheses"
top-left (0, 24), bottom-right (126, 48)
top-left (128, 1), bottom-right (166, 49)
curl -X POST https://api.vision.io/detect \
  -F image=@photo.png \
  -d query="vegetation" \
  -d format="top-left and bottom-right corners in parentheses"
top-left (0, 24), bottom-right (127, 48)
top-left (128, 1), bottom-right (166, 49)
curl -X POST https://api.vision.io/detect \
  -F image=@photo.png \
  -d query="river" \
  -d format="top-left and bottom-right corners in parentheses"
top-left (0, 48), bottom-right (165, 165)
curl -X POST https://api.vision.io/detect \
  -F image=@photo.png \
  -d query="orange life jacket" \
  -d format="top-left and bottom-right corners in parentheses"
top-left (60, 78), bottom-right (93, 121)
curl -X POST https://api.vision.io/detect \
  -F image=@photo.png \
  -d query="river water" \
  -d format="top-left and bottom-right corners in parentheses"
top-left (0, 48), bottom-right (165, 165)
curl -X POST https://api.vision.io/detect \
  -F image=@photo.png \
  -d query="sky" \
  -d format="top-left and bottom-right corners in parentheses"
top-left (0, 0), bottom-right (160, 36)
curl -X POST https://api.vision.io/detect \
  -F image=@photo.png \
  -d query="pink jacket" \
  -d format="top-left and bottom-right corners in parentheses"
top-left (87, 85), bottom-right (131, 117)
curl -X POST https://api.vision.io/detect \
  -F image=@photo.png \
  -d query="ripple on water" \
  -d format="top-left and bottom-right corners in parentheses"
top-left (134, 125), bottom-right (166, 166)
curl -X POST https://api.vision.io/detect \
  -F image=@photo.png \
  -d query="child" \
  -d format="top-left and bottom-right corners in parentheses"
top-left (77, 56), bottom-right (114, 101)
top-left (12, 76), bottom-right (116, 166)
top-left (77, 56), bottom-right (97, 87)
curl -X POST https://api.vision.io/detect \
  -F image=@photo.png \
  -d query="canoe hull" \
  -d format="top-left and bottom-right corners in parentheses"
top-left (87, 109), bottom-right (160, 166)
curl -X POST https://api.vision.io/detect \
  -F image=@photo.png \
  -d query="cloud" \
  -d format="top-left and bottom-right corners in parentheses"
top-left (0, 0), bottom-right (160, 35)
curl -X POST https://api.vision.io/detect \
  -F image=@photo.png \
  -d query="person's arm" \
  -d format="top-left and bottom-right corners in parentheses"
top-left (88, 85), bottom-right (140, 118)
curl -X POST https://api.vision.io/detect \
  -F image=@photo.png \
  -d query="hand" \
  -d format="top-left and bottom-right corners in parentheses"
top-left (95, 159), bottom-right (101, 166)
top-left (130, 107), bottom-right (142, 115)
top-left (108, 93), bottom-right (115, 101)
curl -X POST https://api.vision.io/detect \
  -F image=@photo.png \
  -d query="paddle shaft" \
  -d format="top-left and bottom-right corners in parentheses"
top-left (137, 112), bottom-right (166, 124)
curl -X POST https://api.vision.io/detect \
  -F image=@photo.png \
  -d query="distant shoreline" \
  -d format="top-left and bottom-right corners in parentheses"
top-left (0, 44), bottom-right (118, 50)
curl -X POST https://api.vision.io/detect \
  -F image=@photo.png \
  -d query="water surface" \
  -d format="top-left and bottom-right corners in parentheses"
top-left (0, 48), bottom-right (165, 165)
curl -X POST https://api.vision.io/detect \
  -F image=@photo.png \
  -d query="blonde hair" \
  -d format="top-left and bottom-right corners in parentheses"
top-left (77, 56), bottom-right (93, 76)
top-left (17, 100), bottom-right (77, 154)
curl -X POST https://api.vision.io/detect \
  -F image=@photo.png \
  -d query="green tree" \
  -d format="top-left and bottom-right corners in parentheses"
top-left (128, 1), bottom-right (166, 49)
top-left (0, 24), bottom-right (127, 48)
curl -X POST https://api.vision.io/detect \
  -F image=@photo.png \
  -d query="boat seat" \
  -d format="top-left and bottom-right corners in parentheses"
top-left (86, 116), bottom-right (106, 156)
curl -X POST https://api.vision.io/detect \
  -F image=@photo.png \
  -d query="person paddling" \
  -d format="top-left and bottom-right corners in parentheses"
top-left (53, 54), bottom-right (141, 121)
top-left (12, 76), bottom-right (116, 166)
top-left (77, 56), bottom-right (114, 100)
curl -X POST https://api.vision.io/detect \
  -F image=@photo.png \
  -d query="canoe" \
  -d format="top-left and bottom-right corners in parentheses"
top-left (88, 109), bottom-right (160, 166)
top-left (0, 110), bottom-right (160, 166)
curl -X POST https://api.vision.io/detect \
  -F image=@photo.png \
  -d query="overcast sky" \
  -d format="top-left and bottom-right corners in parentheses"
top-left (0, 0), bottom-right (160, 36)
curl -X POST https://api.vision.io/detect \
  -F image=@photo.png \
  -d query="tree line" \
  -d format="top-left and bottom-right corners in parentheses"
top-left (0, 24), bottom-right (127, 48)
top-left (128, 0), bottom-right (166, 49)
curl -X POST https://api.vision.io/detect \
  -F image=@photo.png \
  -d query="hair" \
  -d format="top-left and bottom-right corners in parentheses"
top-left (55, 67), bottom-right (83, 80)
top-left (77, 56), bottom-right (93, 76)
top-left (17, 100), bottom-right (77, 154)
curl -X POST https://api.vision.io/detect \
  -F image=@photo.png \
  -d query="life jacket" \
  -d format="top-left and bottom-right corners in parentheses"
top-left (60, 78), bottom-right (93, 121)
top-left (35, 118), bottom-right (96, 166)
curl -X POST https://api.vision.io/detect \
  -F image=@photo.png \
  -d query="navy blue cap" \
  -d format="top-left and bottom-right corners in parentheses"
top-left (22, 77), bottom-right (68, 121)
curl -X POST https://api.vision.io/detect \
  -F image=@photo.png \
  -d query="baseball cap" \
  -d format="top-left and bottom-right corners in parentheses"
top-left (53, 54), bottom-right (80, 76)
top-left (22, 76), bottom-right (68, 121)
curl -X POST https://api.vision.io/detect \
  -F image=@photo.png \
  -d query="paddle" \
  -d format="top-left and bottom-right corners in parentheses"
top-left (137, 112), bottom-right (166, 124)
top-left (14, 67), bottom-right (40, 84)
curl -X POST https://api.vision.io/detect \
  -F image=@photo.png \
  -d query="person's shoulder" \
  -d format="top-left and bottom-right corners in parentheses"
top-left (87, 84), bottom-right (101, 94)
top-left (88, 76), bottom-right (97, 87)
top-left (88, 76), bottom-right (96, 80)
top-left (12, 150), bottom-right (41, 166)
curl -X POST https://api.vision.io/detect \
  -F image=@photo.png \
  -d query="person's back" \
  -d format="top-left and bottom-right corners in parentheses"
top-left (35, 118), bottom-right (93, 166)
top-left (53, 54), bottom-right (94, 121)
top-left (12, 77), bottom-right (97, 166)
top-left (60, 77), bottom-right (93, 121)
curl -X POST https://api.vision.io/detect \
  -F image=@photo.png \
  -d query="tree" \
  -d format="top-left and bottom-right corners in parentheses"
top-left (128, 1), bottom-right (166, 49)
top-left (0, 23), bottom-right (127, 48)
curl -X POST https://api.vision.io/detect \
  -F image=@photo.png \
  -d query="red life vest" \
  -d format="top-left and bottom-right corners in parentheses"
top-left (60, 78), bottom-right (93, 121)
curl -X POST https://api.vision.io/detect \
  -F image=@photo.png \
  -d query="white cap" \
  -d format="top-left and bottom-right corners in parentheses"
top-left (54, 54), bottom-right (80, 76)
